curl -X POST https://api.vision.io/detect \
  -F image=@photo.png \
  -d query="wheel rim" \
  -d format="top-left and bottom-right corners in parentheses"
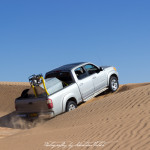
top-left (111, 79), bottom-right (118, 91)
top-left (68, 104), bottom-right (76, 111)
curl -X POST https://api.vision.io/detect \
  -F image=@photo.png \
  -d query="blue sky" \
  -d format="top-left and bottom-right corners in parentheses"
top-left (0, 0), bottom-right (150, 84)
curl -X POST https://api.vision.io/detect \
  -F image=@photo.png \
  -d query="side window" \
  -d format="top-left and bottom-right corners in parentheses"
top-left (75, 67), bottom-right (87, 80)
top-left (84, 64), bottom-right (99, 75)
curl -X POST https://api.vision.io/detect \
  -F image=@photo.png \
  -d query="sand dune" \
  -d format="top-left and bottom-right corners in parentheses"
top-left (0, 82), bottom-right (29, 115)
top-left (0, 82), bottom-right (29, 86)
top-left (0, 82), bottom-right (150, 150)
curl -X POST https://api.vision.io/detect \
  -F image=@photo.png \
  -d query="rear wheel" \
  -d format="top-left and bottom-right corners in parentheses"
top-left (66, 101), bottom-right (77, 112)
top-left (109, 76), bottom-right (119, 92)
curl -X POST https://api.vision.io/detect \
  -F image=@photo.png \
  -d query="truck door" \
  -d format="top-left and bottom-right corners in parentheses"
top-left (74, 67), bottom-right (95, 100)
top-left (83, 64), bottom-right (107, 92)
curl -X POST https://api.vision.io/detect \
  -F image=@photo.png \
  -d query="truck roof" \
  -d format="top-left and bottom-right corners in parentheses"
top-left (46, 62), bottom-right (86, 74)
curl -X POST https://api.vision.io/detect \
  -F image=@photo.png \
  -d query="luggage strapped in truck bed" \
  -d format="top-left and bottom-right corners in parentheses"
top-left (29, 74), bottom-right (50, 97)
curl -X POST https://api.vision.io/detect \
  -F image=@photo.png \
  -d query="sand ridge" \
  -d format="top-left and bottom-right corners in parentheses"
top-left (0, 82), bottom-right (29, 86)
top-left (0, 82), bottom-right (150, 149)
top-left (0, 83), bottom-right (30, 114)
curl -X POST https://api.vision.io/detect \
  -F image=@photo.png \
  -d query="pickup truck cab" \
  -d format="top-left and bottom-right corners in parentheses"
top-left (15, 62), bottom-right (119, 118)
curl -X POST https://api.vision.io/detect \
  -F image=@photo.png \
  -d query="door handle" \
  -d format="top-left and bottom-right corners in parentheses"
top-left (92, 77), bottom-right (96, 79)
top-left (79, 83), bottom-right (83, 86)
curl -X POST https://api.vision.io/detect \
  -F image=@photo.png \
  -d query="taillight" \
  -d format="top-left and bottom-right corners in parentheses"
top-left (15, 102), bottom-right (18, 111)
top-left (47, 99), bottom-right (53, 109)
top-left (15, 105), bottom-right (18, 111)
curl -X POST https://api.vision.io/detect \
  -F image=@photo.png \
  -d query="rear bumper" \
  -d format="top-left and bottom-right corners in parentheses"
top-left (16, 111), bottom-right (54, 119)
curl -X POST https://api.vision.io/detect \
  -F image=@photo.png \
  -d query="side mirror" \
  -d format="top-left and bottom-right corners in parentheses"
top-left (96, 67), bottom-right (103, 73)
top-left (99, 67), bottom-right (103, 71)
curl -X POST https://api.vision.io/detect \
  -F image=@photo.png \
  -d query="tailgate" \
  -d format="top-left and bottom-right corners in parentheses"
top-left (15, 97), bottom-right (49, 113)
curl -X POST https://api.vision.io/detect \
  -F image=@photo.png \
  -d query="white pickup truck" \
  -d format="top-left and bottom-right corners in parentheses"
top-left (15, 62), bottom-right (119, 118)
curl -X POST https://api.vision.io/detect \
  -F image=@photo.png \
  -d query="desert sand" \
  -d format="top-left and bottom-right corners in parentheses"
top-left (0, 82), bottom-right (150, 150)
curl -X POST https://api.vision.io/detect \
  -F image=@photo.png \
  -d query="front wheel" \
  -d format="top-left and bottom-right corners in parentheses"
top-left (66, 101), bottom-right (77, 112)
top-left (109, 76), bottom-right (119, 92)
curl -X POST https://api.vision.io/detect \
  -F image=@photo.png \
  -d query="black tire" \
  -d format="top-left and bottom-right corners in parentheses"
top-left (66, 101), bottom-right (77, 112)
top-left (21, 89), bottom-right (29, 98)
top-left (109, 76), bottom-right (119, 92)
